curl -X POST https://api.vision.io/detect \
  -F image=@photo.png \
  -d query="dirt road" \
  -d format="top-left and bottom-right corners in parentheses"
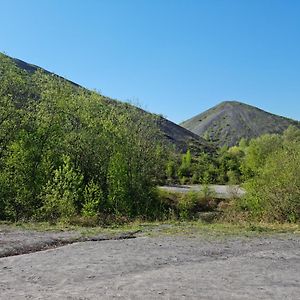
top-left (1, 231), bottom-right (299, 299)
top-left (159, 184), bottom-right (245, 199)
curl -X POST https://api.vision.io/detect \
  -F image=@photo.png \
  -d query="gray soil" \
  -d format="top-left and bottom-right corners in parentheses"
top-left (0, 227), bottom-right (299, 299)
top-left (0, 227), bottom-right (137, 258)
top-left (159, 184), bottom-right (245, 199)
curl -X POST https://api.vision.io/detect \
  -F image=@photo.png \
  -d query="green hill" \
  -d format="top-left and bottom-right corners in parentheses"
top-left (8, 54), bottom-right (211, 153)
top-left (181, 101), bottom-right (300, 147)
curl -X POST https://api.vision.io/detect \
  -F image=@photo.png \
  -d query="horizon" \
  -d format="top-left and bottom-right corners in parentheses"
top-left (1, 0), bottom-right (300, 123)
top-left (6, 53), bottom-right (300, 124)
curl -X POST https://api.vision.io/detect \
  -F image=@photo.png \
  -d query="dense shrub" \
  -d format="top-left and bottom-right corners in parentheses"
top-left (240, 142), bottom-right (300, 222)
top-left (38, 155), bottom-right (83, 221)
top-left (82, 180), bottom-right (104, 217)
top-left (0, 54), bottom-right (167, 222)
top-left (157, 187), bottom-right (218, 220)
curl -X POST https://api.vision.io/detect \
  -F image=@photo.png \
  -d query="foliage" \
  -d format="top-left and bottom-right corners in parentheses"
top-left (166, 160), bottom-right (176, 181)
top-left (82, 180), bottom-right (104, 217)
top-left (240, 142), bottom-right (300, 222)
top-left (240, 133), bottom-right (282, 180)
top-left (38, 155), bottom-right (83, 221)
top-left (1, 54), bottom-right (299, 224)
top-left (0, 55), bottom-right (167, 222)
top-left (157, 188), bottom-right (219, 221)
top-left (178, 191), bottom-right (200, 219)
top-left (178, 150), bottom-right (192, 178)
top-left (165, 125), bottom-right (300, 223)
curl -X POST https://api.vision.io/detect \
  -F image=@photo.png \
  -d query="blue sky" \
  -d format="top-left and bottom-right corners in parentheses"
top-left (1, 0), bottom-right (300, 123)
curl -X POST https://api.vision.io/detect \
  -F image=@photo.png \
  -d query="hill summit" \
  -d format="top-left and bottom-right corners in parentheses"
top-left (181, 100), bottom-right (300, 147)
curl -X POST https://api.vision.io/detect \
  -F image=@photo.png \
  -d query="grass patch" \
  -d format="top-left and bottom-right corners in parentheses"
top-left (0, 220), bottom-right (143, 237)
top-left (1, 220), bottom-right (299, 239)
top-left (151, 221), bottom-right (300, 238)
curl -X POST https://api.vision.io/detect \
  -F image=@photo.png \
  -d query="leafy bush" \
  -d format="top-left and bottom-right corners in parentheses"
top-left (107, 152), bottom-right (131, 216)
top-left (178, 191), bottom-right (200, 219)
top-left (240, 134), bottom-right (282, 180)
top-left (157, 188), bottom-right (218, 220)
top-left (82, 180), bottom-right (104, 217)
top-left (38, 155), bottom-right (83, 222)
top-left (0, 55), bottom-right (167, 222)
top-left (239, 142), bottom-right (300, 222)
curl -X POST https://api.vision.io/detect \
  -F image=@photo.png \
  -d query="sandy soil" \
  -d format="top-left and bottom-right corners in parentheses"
top-left (0, 229), bottom-right (299, 299)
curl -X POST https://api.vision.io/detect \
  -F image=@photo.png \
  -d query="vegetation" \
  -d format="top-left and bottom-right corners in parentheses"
top-left (238, 138), bottom-right (300, 222)
top-left (166, 126), bottom-right (300, 223)
top-left (165, 146), bottom-right (243, 185)
top-left (0, 54), bottom-right (167, 222)
top-left (2, 220), bottom-right (298, 239)
top-left (1, 53), bottom-right (299, 225)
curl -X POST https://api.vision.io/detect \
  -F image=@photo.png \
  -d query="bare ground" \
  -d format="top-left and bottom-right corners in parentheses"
top-left (0, 225), bottom-right (299, 299)
top-left (159, 184), bottom-right (245, 199)
top-left (0, 226), bottom-right (137, 258)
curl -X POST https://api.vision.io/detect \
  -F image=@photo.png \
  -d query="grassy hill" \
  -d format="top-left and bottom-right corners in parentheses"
top-left (9, 54), bottom-right (211, 153)
top-left (181, 101), bottom-right (300, 147)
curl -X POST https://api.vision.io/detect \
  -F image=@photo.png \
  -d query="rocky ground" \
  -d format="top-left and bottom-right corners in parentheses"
top-left (0, 225), bottom-right (299, 299)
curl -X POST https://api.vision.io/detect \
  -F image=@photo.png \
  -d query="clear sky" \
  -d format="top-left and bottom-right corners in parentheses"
top-left (1, 0), bottom-right (300, 123)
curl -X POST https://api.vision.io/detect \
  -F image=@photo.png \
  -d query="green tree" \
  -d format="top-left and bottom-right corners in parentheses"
top-left (82, 180), bottom-right (105, 217)
top-left (193, 152), bottom-right (217, 184)
top-left (283, 125), bottom-right (300, 143)
top-left (0, 54), bottom-right (168, 222)
top-left (178, 150), bottom-right (192, 179)
top-left (39, 155), bottom-right (83, 221)
top-left (240, 134), bottom-right (282, 180)
top-left (107, 151), bottom-right (131, 216)
top-left (242, 141), bottom-right (300, 222)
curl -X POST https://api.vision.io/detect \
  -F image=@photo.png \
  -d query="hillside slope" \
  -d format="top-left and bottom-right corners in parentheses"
top-left (181, 101), bottom-right (300, 147)
top-left (5, 54), bottom-right (212, 153)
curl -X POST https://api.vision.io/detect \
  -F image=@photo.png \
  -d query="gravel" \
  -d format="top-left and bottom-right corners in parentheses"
top-left (0, 228), bottom-right (299, 299)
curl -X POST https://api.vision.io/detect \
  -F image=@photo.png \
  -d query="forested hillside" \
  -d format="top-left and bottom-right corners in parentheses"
top-left (0, 53), bottom-right (172, 221)
top-left (11, 55), bottom-right (212, 154)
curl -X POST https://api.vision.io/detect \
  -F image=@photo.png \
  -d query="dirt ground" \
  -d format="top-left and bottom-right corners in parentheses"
top-left (159, 184), bottom-right (245, 199)
top-left (0, 225), bottom-right (299, 300)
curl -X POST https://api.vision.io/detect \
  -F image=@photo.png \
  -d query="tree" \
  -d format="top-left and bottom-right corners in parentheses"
top-left (0, 55), bottom-right (168, 222)
top-left (242, 141), bottom-right (300, 222)
top-left (178, 150), bottom-right (192, 179)
top-left (283, 125), bottom-right (300, 143)
top-left (39, 155), bottom-right (83, 221)
top-left (240, 134), bottom-right (282, 180)
top-left (194, 152), bottom-right (217, 184)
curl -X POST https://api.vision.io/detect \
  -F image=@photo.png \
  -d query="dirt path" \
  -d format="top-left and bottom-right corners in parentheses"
top-left (1, 232), bottom-right (299, 299)
top-left (159, 184), bottom-right (245, 199)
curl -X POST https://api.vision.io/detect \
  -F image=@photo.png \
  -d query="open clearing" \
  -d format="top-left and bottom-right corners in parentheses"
top-left (0, 225), bottom-right (299, 299)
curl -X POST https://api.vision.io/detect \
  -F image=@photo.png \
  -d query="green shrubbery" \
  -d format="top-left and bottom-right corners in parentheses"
top-left (165, 126), bottom-right (300, 223)
top-left (157, 187), bottom-right (218, 221)
top-left (38, 155), bottom-right (83, 221)
top-left (0, 54), bottom-right (167, 223)
top-left (240, 141), bottom-right (300, 222)
top-left (1, 54), bottom-right (299, 224)
top-left (166, 145), bottom-right (243, 186)
top-left (222, 128), bottom-right (300, 223)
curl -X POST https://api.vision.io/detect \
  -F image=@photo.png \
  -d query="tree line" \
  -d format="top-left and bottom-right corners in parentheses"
top-left (1, 53), bottom-right (299, 224)
top-left (167, 125), bottom-right (300, 222)
top-left (0, 54), bottom-right (167, 222)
